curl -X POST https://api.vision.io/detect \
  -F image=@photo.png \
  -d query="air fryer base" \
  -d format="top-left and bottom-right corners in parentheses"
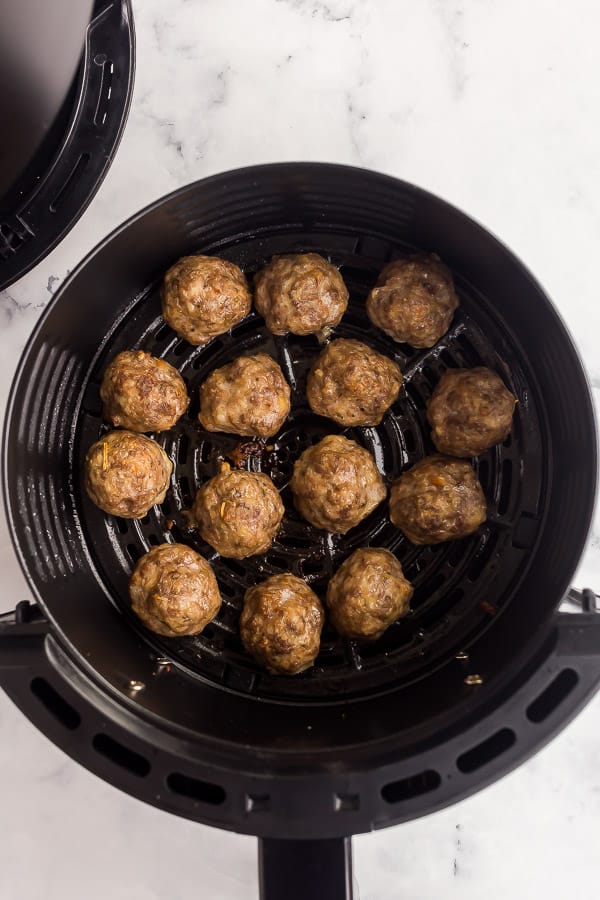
top-left (2, 162), bottom-right (599, 899)
top-left (1, 597), bottom-right (599, 843)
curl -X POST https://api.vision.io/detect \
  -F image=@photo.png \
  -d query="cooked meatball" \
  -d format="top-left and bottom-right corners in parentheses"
top-left (199, 353), bottom-right (291, 438)
top-left (367, 255), bottom-right (458, 348)
top-left (389, 455), bottom-right (486, 544)
top-left (161, 255), bottom-right (252, 346)
top-left (290, 435), bottom-right (386, 534)
top-left (427, 367), bottom-right (517, 457)
top-left (254, 253), bottom-right (348, 337)
top-left (307, 338), bottom-right (402, 426)
top-left (100, 350), bottom-right (189, 433)
top-left (85, 430), bottom-right (172, 519)
top-left (326, 547), bottom-right (413, 640)
top-left (129, 543), bottom-right (221, 637)
top-left (240, 573), bottom-right (324, 674)
top-left (192, 463), bottom-right (284, 559)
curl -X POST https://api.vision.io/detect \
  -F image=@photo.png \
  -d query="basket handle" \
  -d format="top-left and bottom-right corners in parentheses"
top-left (258, 837), bottom-right (354, 900)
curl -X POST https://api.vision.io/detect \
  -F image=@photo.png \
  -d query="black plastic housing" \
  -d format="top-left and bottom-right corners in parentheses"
top-left (1, 165), bottom-right (598, 855)
top-left (0, 601), bottom-right (599, 841)
top-left (0, 0), bottom-right (134, 290)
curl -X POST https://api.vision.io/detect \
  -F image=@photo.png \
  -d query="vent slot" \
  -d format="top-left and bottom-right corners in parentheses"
top-left (178, 434), bottom-right (190, 464)
top-left (477, 458), bottom-right (490, 491)
top-left (92, 733), bottom-right (150, 776)
top-left (221, 557), bottom-right (247, 578)
top-left (457, 727), bottom-right (516, 774)
top-left (167, 772), bottom-right (225, 805)
top-left (497, 459), bottom-right (513, 516)
top-left (172, 340), bottom-right (188, 357)
top-left (0, 221), bottom-right (30, 257)
top-left (127, 543), bottom-right (141, 561)
top-left (30, 678), bottom-right (81, 730)
top-left (298, 557), bottom-right (324, 577)
top-left (199, 442), bottom-right (213, 463)
top-left (178, 475), bottom-right (192, 505)
top-left (382, 769), bottom-right (441, 803)
top-left (161, 494), bottom-right (174, 515)
top-left (405, 383), bottom-right (427, 411)
top-left (218, 580), bottom-right (237, 598)
top-left (456, 332), bottom-right (477, 361)
top-left (277, 533), bottom-right (314, 550)
top-left (403, 429), bottom-right (416, 452)
top-left (154, 323), bottom-right (172, 343)
top-left (93, 59), bottom-right (114, 127)
top-left (527, 669), bottom-right (579, 723)
top-left (265, 553), bottom-right (291, 569)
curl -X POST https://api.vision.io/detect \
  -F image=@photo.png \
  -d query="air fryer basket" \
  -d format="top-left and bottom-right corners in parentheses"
top-left (1, 164), bottom-right (599, 898)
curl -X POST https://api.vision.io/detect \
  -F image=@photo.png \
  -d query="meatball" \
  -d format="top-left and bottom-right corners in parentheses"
top-left (254, 253), bottom-right (348, 337)
top-left (307, 338), bottom-right (402, 427)
top-left (366, 255), bottom-right (458, 348)
top-left (199, 353), bottom-right (291, 438)
top-left (161, 255), bottom-right (252, 346)
top-left (84, 430), bottom-right (172, 519)
top-left (326, 548), bottom-right (413, 640)
top-left (290, 435), bottom-right (386, 534)
top-left (129, 543), bottom-right (221, 637)
top-left (192, 463), bottom-right (284, 559)
top-left (427, 367), bottom-right (517, 457)
top-left (389, 455), bottom-right (486, 544)
top-left (240, 573), bottom-right (324, 674)
top-left (100, 350), bottom-right (189, 433)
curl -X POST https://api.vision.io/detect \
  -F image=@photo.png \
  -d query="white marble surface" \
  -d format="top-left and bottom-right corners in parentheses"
top-left (2, 0), bottom-right (600, 897)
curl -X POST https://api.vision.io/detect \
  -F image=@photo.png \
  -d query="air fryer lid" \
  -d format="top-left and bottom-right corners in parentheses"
top-left (0, 0), bottom-right (134, 292)
top-left (0, 0), bottom-right (94, 200)
top-left (3, 164), bottom-right (596, 769)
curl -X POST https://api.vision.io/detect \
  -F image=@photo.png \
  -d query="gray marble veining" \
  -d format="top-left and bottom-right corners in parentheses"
top-left (1, 0), bottom-right (600, 897)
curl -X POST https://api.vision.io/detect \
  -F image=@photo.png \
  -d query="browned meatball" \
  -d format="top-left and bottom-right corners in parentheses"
top-left (367, 255), bottom-right (458, 348)
top-left (254, 253), bottom-right (348, 337)
top-left (85, 430), bottom-right (172, 519)
top-left (240, 573), bottom-right (324, 674)
top-left (129, 543), bottom-right (221, 637)
top-left (307, 339), bottom-right (402, 427)
top-left (192, 463), bottom-right (284, 559)
top-left (427, 367), bottom-right (517, 457)
top-left (161, 255), bottom-right (252, 346)
top-left (199, 353), bottom-right (291, 438)
top-left (290, 435), bottom-right (386, 534)
top-left (326, 547), bottom-right (413, 640)
top-left (100, 350), bottom-right (189, 433)
top-left (389, 455), bottom-right (486, 544)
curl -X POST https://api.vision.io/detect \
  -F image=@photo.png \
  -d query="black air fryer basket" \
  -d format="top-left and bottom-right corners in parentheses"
top-left (1, 164), bottom-right (599, 900)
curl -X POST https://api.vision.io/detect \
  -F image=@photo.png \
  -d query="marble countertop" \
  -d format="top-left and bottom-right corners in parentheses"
top-left (2, 1), bottom-right (600, 897)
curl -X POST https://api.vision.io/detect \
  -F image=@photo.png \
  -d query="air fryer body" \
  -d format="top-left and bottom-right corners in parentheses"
top-left (1, 165), bottom-right (598, 844)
